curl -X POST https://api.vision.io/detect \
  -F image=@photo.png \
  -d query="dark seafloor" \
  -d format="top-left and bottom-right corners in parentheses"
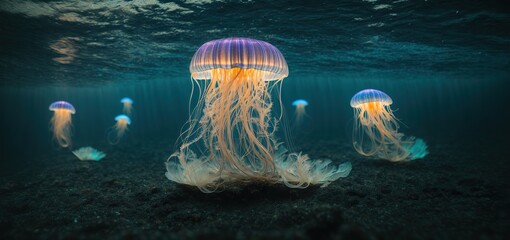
top-left (1, 137), bottom-right (508, 239)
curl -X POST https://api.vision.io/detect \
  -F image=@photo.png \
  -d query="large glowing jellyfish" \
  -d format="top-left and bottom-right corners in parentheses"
top-left (165, 38), bottom-right (351, 192)
top-left (120, 97), bottom-right (133, 116)
top-left (49, 101), bottom-right (75, 148)
top-left (292, 99), bottom-right (309, 127)
top-left (107, 114), bottom-right (131, 145)
top-left (350, 89), bottom-right (428, 162)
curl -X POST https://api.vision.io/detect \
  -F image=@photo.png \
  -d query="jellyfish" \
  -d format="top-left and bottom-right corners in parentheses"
top-left (49, 101), bottom-right (75, 148)
top-left (350, 89), bottom-right (428, 162)
top-left (165, 38), bottom-right (351, 192)
top-left (292, 99), bottom-right (309, 127)
top-left (107, 114), bottom-right (131, 145)
top-left (120, 97), bottom-right (134, 116)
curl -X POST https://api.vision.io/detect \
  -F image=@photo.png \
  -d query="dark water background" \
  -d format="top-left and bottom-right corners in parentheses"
top-left (1, 0), bottom-right (509, 171)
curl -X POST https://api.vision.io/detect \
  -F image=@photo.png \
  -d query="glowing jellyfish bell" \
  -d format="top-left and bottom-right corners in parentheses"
top-left (120, 97), bottom-right (134, 116)
top-left (292, 99), bottom-right (309, 126)
top-left (350, 89), bottom-right (428, 162)
top-left (165, 38), bottom-right (351, 192)
top-left (49, 101), bottom-right (75, 148)
top-left (107, 114), bottom-right (131, 145)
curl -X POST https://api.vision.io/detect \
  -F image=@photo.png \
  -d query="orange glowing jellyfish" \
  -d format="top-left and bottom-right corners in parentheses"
top-left (107, 114), bottom-right (131, 145)
top-left (165, 38), bottom-right (351, 192)
top-left (49, 101), bottom-right (75, 148)
top-left (350, 89), bottom-right (428, 162)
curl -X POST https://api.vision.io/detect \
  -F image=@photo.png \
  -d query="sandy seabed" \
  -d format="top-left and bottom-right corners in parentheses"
top-left (1, 139), bottom-right (509, 240)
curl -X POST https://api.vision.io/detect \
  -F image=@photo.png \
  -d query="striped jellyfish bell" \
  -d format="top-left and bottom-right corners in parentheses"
top-left (190, 37), bottom-right (289, 81)
top-left (49, 101), bottom-right (76, 114)
top-left (350, 89), bottom-right (393, 108)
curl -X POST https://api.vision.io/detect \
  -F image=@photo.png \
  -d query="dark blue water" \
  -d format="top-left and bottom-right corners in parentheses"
top-left (1, 0), bottom-right (509, 164)
top-left (1, 1), bottom-right (510, 238)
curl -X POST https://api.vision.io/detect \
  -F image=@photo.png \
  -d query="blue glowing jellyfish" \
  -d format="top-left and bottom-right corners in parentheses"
top-left (49, 101), bottom-right (75, 148)
top-left (120, 97), bottom-right (134, 116)
top-left (292, 99), bottom-right (309, 126)
top-left (165, 38), bottom-right (351, 192)
top-left (107, 114), bottom-right (131, 145)
top-left (350, 89), bottom-right (428, 161)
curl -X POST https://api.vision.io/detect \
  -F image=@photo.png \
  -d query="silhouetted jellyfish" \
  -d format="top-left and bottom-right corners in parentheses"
top-left (292, 99), bottom-right (309, 127)
top-left (120, 97), bottom-right (134, 116)
top-left (49, 101), bottom-right (75, 148)
top-left (107, 114), bottom-right (131, 145)
top-left (165, 38), bottom-right (351, 192)
top-left (350, 89), bottom-right (428, 162)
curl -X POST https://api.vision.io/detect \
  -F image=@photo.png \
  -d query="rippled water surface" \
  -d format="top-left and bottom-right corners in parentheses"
top-left (1, 0), bottom-right (509, 85)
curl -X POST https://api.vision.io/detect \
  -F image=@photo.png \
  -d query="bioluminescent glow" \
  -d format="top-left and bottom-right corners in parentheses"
top-left (107, 114), bottom-right (131, 145)
top-left (350, 89), bottom-right (428, 162)
top-left (49, 101), bottom-right (75, 148)
top-left (72, 147), bottom-right (105, 161)
top-left (120, 97), bottom-right (134, 116)
top-left (292, 99), bottom-right (309, 127)
top-left (165, 38), bottom-right (351, 192)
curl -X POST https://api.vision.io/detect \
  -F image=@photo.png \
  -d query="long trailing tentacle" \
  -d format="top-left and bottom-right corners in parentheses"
top-left (352, 102), bottom-right (418, 161)
top-left (51, 110), bottom-right (73, 148)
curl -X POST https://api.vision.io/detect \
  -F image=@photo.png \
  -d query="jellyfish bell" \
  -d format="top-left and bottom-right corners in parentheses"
top-left (350, 89), bottom-right (392, 108)
top-left (120, 97), bottom-right (134, 116)
top-left (120, 97), bottom-right (133, 104)
top-left (189, 38), bottom-right (289, 81)
top-left (165, 37), bottom-right (351, 192)
top-left (292, 99), bottom-right (309, 107)
top-left (49, 101), bottom-right (75, 148)
top-left (115, 114), bottom-right (131, 125)
top-left (49, 101), bottom-right (76, 113)
top-left (350, 89), bottom-right (428, 162)
top-left (107, 114), bottom-right (131, 145)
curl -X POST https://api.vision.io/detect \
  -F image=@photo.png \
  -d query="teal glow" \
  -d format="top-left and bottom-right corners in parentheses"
top-left (115, 114), bottom-right (131, 124)
top-left (292, 99), bottom-right (309, 106)
top-left (72, 147), bottom-right (106, 161)
top-left (406, 138), bottom-right (429, 160)
top-left (120, 97), bottom-right (133, 104)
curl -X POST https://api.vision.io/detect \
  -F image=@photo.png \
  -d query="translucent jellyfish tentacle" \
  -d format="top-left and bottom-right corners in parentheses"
top-left (351, 89), bottom-right (428, 161)
top-left (49, 103), bottom-right (75, 148)
top-left (166, 38), bottom-right (352, 192)
top-left (51, 111), bottom-right (72, 148)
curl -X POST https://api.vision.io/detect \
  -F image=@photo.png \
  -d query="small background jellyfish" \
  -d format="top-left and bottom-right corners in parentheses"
top-left (107, 114), bottom-right (131, 145)
top-left (166, 38), bottom-right (351, 192)
top-left (292, 99), bottom-right (309, 128)
top-left (350, 89), bottom-right (428, 161)
top-left (49, 101), bottom-right (75, 148)
top-left (120, 97), bottom-right (134, 116)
